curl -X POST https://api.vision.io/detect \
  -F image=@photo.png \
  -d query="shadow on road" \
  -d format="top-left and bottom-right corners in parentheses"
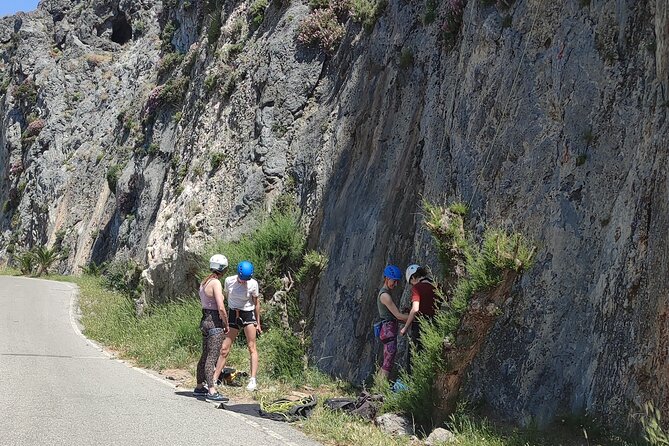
top-left (173, 391), bottom-right (267, 421)
top-left (174, 390), bottom-right (207, 401)
top-left (217, 402), bottom-right (263, 418)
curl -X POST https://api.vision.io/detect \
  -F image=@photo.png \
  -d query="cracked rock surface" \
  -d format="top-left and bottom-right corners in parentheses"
top-left (0, 0), bottom-right (667, 429)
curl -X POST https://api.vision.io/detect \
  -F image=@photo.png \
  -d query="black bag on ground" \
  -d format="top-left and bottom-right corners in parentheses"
top-left (324, 391), bottom-right (383, 421)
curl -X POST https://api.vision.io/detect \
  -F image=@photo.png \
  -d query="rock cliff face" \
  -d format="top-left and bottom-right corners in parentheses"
top-left (1, 0), bottom-right (667, 429)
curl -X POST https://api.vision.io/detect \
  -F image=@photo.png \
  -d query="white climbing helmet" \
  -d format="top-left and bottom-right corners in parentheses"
top-left (209, 254), bottom-right (229, 273)
top-left (405, 264), bottom-right (421, 283)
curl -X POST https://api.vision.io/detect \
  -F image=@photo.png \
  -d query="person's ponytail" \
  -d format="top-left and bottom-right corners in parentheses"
top-left (201, 271), bottom-right (220, 287)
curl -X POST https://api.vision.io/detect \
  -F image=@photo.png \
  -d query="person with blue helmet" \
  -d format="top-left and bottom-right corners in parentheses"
top-left (213, 260), bottom-right (262, 391)
top-left (376, 264), bottom-right (408, 379)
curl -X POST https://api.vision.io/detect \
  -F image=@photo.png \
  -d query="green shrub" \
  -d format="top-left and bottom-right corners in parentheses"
top-left (15, 79), bottom-right (38, 105)
top-left (82, 261), bottom-right (105, 276)
top-left (350, 0), bottom-right (386, 31)
top-left (220, 42), bottom-right (245, 63)
top-left (0, 77), bottom-right (10, 96)
top-left (106, 164), bottom-right (121, 193)
top-left (296, 250), bottom-right (328, 284)
top-left (133, 19), bottom-right (147, 37)
top-left (582, 128), bottom-right (596, 145)
top-left (16, 250), bottom-right (36, 276)
top-left (204, 73), bottom-right (219, 92)
top-left (33, 246), bottom-right (61, 276)
top-left (259, 328), bottom-right (306, 380)
top-left (161, 20), bottom-right (179, 53)
top-left (641, 401), bottom-right (669, 446)
top-left (423, 0), bottom-right (437, 24)
top-left (158, 52), bottom-right (184, 78)
top-left (101, 258), bottom-right (143, 298)
top-left (207, 9), bottom-right (222, 44)
top-left (297, 8), bottom-right (346, 53)
top-left (159, 76), bottom-right (189, 105)
top-left (221, 73), bottom-right (237, 99)
top-left (385, 202), bottom-right (534, 426)
top-left (424, 200), bottom-right (469, 274)
top-left (204, 212), bottom-right (305, 295)
top-left (210, 152), bottom-right (225, 171)
top-left (399, 47), bottom-right (413, 68)
top-left (250, 0), bottom-right (269, 27)
top-left (501, 15), bottom-right (512, 29)
top-left (309, 0), bottom-right (330, 8)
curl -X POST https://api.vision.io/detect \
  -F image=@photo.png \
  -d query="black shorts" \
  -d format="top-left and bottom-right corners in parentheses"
top-left (228, 308), bottom-right (257, 330)
top-left (200, 309), bottom-right (225, 336)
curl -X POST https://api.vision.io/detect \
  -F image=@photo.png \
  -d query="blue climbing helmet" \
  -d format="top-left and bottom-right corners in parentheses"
top-left (237, 260), bottom-right (254, 280)
top-left (383, 265), bottom-right (402, 281)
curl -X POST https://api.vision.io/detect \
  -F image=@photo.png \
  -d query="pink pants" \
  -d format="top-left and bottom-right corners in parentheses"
top-left (380, 320), bottom-right (398, 373)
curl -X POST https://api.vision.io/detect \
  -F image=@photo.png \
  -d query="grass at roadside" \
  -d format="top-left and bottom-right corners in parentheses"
top-left (299, 406), bottom-right (412, 446)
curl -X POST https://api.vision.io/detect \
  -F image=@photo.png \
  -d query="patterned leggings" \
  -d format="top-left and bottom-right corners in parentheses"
top-left (195, 310), bottom-right (225, 388)
top-left (380, 320), bottom-right (398, 373)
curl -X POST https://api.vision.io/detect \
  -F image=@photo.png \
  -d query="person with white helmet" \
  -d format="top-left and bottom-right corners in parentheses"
top-left (213, 260), bottom-right (262, 391)
top-left (376, 265), bottom-right (409, 379)
top-left (401, 264), bottom-right (438, 374)
top-left (194, 254), bottom-right (230, 403)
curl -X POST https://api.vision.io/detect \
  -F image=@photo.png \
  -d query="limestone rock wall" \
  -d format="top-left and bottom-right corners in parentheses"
top-left (0, 0), bottom-right (667, 429)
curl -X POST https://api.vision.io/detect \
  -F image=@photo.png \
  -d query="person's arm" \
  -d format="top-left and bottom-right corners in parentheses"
top-left (379, 293), bottom-right (408, 321)
top-left (253, 283), bottom-right (262, 334)
top-left (400, 301), bottom-right (420, 336)
top-left (214, 279), bottom-right (229, 333)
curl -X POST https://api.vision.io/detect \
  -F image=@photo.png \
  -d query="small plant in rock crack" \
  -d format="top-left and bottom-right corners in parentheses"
top-left (442, 0), bottom-right (466, 38)
top-left (158, 77), bottom-right (189, 105)
top-left (250, 0), bottom-right (269, 27)
top-left (297, 8), bottom-right (345, 53)
top-left (207, 10), bottom-right (222, 45)
top-left (501, 14), bottom-right (512, 28)
top-left (209, 153), bottom-right (225, 172)
top-left (161, 20), bottom-right (178, 52)
top-left (14, 79), bottom-right (38, 105)
top-left (204, 73), bottom-right (219, 92)
top-left (158, 52), bottom-right (184, 78)
top-left (424, 0), bottom-right (437, 25)
top-left (350, 0), bottom-right (387, 32)
top-left (399, 47), bottom-right (414, 68)
top-left (582, 128), bottom-right (596, 146)
top-left (106, 164), bottom-right (121, 193)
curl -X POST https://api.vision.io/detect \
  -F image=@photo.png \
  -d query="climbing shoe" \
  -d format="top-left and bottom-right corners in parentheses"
top-left (192, 386), bottom-right (208, 396)
top-left (205, 392), bottom-right (229, 403)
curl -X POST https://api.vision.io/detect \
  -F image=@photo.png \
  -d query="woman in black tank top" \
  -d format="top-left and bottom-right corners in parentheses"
top-left (377, 265), bottom-right (408, 379)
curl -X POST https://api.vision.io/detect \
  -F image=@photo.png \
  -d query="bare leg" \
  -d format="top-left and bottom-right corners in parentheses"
top-left (213, 328), bottom-right (239, 392)
top-left (243, 324), bottom-right (258, 378)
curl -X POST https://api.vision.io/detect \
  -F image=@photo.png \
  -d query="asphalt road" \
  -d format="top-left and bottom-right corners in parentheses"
top-left (0, 276), bottom-right (321, 446)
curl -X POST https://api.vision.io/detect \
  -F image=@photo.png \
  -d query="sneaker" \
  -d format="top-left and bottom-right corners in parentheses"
top-left (205, 392), bottom-right (229, 403)
top-left (246, 377), bottom-right (257, 391)
top-left (192, 386), bottom-right (208, 396)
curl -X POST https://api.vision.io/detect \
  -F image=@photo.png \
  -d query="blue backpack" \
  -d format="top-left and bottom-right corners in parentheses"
top-left (373, 321), bottom-right (382, 338)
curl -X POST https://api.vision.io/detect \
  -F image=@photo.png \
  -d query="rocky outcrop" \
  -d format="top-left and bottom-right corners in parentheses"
top-left (0, 0), bottom-right (667, 431)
